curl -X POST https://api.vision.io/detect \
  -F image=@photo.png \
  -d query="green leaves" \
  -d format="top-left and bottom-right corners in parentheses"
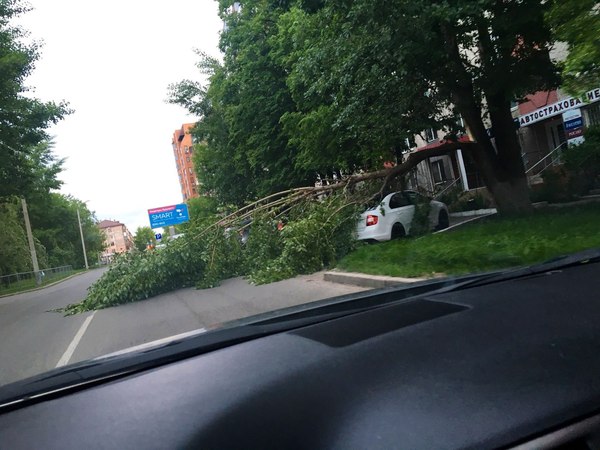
top-left (0, 1), bottom-right (71, 198)
top-left (546, 0), bottom-right (600, 95)
top-left (65, 192), bottom-right (360, 313)
top-left (133, 227), bottom-right (156, 252)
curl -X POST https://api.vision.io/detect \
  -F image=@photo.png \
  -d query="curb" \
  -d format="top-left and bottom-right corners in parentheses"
top-left (0, 270), bottom-right (89, 299)
top-left (449, 208), bottom-right (497, 217)
top-left (323, 271), bottom-right (427, 289)
top-left (435, 212), bottom-right (496, 233)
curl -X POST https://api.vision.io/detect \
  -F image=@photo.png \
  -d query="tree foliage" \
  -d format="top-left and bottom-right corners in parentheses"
top-left (63, 190), bottom-right (361, 314)
top-left (171, 0), bottom-right (565, 214)
top-left (547, 0), bottom-right (600, 95)
top-left (27, 193), bottom-right (105, 269)
top-left (133, 226), bottom-right (156, 252)
top-left (0, 0), bottom-right (71, 198)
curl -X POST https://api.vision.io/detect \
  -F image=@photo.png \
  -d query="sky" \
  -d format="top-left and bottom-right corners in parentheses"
top-left (16, 0), bottom-right (222, 232)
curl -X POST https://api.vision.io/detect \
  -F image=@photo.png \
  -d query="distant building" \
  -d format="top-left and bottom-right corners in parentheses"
top-left (98, 219), bottom-right (133, 263)
top-left (172, 123), bottom-right (200, 201)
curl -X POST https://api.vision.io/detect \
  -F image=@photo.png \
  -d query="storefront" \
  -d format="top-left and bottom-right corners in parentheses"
top-left (516, 87), bottom-right (600, 172)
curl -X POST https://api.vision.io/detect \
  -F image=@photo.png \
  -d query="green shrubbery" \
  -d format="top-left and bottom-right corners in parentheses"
top-left (531, 126), bottom-right (600, 203)
top-left (64, 193), bottom-right (360, 314)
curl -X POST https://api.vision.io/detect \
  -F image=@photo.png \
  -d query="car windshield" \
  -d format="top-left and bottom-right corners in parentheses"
top-left (0, 0), bottom-right (599, 389)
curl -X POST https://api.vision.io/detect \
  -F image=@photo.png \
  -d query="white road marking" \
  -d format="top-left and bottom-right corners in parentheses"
top-left (56, 312), bottom-right (96, 368)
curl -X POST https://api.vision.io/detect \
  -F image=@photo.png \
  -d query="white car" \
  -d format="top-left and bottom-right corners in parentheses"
top-left (356, 190), bottom-right (449, 241)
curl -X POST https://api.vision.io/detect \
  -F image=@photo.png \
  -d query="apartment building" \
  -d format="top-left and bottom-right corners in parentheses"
top-left (172, 123), bottom-right (200, 201)
top-left (98, 219), bottom-right (134, 263)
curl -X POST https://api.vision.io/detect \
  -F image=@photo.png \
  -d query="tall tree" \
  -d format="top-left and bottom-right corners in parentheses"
top-left (27, 194), bottom-right (105, 269)
top-left (0, 0), bottom-right (70, 198)
top-left (174, 0), bottom-right (561, 214)
top-left (169, 0), bottom-right (313, 205)
top-left (547, 0), bottom-right (600, 94)
top-left (283, 0), bottom-right (559, 214)
top-left (133, 226), bottom-right (156, 252)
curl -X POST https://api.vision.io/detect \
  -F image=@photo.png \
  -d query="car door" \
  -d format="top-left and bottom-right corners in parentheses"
top-left (405, 191), bottom-right (440, 227)
top-left (387, 193), bottom-right (415, 233)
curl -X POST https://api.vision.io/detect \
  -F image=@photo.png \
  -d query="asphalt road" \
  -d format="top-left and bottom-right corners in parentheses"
top-left (0, 269), bottom-right (365, 387)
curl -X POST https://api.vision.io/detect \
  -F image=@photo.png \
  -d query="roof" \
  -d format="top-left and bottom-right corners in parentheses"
top-left (98, 220), bottom-right (123, 229)
top-left (416, 134), bottom-right (473, 152)
top-left (518, 90), bottom-right (559, 115)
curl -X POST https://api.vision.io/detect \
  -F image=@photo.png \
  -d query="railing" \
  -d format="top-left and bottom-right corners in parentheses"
top-left (526, 142), bottom-right (568, 176)
top-left (0, 265), bottom-right (73, 294)
top-left (433, 177), bottom-right (462, 200)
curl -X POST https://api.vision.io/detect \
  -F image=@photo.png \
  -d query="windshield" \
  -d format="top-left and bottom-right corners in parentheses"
top-left (0, 0), bottom-right (599, 388)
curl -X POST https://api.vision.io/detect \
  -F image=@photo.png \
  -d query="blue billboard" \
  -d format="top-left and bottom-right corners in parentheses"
top-left (148, 203), bottom-right (189, 229)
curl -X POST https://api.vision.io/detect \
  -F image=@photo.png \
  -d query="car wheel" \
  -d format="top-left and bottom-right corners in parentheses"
top-left (391, 223), bottom-right (406, 239)
top-left (436, 210), bottom-right (449, 230)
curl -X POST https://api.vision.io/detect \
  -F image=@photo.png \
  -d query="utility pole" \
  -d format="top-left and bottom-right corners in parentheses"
top-left (21, 198), bottom-right (41, 286)
top-left (77, 209), bottom-right (89, 270)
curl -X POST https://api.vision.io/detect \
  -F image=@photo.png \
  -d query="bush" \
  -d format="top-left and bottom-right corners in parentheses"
top-left (448, 188), bottom-right (493, 212)
top-left (563, 125), bottom-right (600, 192)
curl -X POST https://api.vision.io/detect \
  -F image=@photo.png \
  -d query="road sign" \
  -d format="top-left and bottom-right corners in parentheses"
top-left (148, 203), bottom-right (190, 229)
top-left (155, 233), bottom-right (162, 241)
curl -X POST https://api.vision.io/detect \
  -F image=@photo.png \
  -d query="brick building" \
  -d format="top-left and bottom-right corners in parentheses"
top-left (172, 123), bottom-right (200, 201)
top-left (98, 219), bottom-right (133, 263)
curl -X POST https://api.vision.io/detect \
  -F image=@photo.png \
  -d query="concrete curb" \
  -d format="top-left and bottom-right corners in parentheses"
top-left (0, 270), bottom-right (88, 299)
top-left (435, 212), bottom-right (496, 233)
top-left (450, 208), bottom-right (497, 217)
top-left (323, 271), bottom-right (427, 289)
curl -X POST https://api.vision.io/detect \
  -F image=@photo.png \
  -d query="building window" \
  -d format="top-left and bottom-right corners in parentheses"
top-left (586, 103), bottom-right (600, 126)
top-left (425, 128), bottom-right (437, 142)
top-left (431, 160), bottom-right (447, 183)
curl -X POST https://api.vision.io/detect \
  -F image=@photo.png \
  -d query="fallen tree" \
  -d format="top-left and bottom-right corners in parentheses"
top-left (63, 139), bottom-right (478, 314)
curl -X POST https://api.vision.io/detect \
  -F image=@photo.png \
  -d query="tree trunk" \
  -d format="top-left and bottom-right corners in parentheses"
top-left (442, 23), bottom-right (534, 216)
top-left (486, 92), bottom-right (534, 215)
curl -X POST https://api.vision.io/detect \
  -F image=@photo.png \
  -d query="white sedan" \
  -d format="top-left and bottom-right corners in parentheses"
top-left (356, 190), bottom-right (449, 242)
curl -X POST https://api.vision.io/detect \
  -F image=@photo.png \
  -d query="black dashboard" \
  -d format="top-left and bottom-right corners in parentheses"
top-left (1, 258), bottom-right (600, 449)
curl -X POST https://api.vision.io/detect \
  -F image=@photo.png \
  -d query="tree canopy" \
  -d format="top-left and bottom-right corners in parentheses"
top-left (0, 0), bottom-right (71, 198)
top-left (171, 0), bottom-right (570, 214)
top-left (547, 0), bottom-right (600, 95)
top-left (133, 227), bottom-right (156, 252)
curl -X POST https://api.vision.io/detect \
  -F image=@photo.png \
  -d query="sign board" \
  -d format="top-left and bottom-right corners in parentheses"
top-left (155, 233), bottom-right (162, 241)
top-left (148, 204), bottom-right (189, 229)
top-left (562, 108), bottom-right (585, 146)
top-left (518, 87), bottom-right (600, 127)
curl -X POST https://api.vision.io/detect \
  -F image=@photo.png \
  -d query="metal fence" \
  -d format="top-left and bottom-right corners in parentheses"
top-left (0, 265), bottom-right (73, 292)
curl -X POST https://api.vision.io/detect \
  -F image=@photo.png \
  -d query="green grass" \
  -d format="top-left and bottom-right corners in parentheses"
top-left (0, 269), bottom-right (83, 296)
top-left (337, 203), bottom-right (600, 278)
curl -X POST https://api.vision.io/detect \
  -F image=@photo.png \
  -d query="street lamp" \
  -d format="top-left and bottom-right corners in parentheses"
top-left (77, 208), bottom-right (89, 270)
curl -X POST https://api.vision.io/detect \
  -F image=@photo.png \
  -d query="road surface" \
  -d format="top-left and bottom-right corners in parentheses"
top-left (0, 269), bottom-right (365, 387)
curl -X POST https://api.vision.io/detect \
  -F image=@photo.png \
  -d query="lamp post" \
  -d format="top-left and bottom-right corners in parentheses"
top-left (21, 198), bottom-right (41, 286)
top-left (77, 208), bottom-right (89, 270)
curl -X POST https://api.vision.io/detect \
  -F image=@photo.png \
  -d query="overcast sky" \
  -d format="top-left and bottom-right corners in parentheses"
top-left (17, 1), bottom-right (222, 232)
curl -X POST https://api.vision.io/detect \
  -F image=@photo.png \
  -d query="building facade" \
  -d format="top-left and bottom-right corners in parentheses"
top-left (98, 220), bottom-right (134, 263)
top-left (172, 123), bottom-right (200, 201)
top-left (515, 87), bottom-right (600, 176)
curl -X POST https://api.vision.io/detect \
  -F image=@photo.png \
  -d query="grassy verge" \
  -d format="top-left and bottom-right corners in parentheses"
top-left (0, 269), bottom-right (84, 297)
top-left (337, 203), bottom-right (600, 278)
